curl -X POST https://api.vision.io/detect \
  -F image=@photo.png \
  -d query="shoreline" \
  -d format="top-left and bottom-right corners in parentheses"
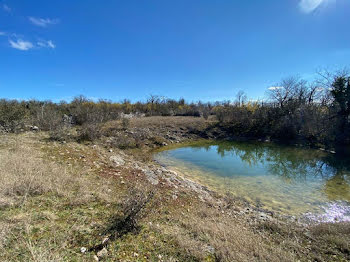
top-left (151, 139), bottom-right (350, 225)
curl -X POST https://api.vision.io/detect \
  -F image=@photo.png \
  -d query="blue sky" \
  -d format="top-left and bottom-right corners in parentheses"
top-left (0, 0), bottom-right (349, 102)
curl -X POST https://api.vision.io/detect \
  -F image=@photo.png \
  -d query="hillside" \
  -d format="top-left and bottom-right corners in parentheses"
top-left (0, 118), bottom-right (349, 261)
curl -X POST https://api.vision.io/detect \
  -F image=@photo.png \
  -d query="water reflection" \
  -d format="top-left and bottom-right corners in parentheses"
top-left (155, 141), bottom-right (350, 217)
top-left (207, 141), bottom-right (350, 185)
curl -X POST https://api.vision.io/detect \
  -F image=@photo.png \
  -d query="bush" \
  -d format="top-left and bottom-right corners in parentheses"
top-left (49, 125), bottom-right (75, 142)
top-left (121, 118), bottom-right (130, 130)
top-left (78, 123), bottom-right (102, 141)
top-left (0, 100), bottom-right (28, 132)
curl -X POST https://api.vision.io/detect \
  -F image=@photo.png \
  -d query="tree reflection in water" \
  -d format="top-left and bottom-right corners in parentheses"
top-left (189, 141), bottom-right (350, 187)
top-left (156, 141), bottom-right (350, 216)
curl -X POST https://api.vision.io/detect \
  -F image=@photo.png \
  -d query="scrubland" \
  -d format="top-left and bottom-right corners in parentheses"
top-left (0, 69), bottom-right (350, 261)
top-left (0, 119), bottom-right (349, 261)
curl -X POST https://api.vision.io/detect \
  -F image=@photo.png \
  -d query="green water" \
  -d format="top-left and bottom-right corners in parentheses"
top-left (154, 141), bottom-right (350, 219)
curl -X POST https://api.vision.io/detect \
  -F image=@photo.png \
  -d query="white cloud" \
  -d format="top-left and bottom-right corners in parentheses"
top-left (268, 86), bottom-right (284, 91)
top-left (47, 40), bottom-right (55, 48)
top-left (37, 40), bottom-right (56, 49)
top-left (3, 4), bottom-right (11, 12)
top-left (9, 39), bottom-right (34, 50)
top-left (28, 17), bottom-right (59, 27)
top-left (0, 31), bottom-right (6, 36)
top-left (299, 0), bottom-right (331, 13)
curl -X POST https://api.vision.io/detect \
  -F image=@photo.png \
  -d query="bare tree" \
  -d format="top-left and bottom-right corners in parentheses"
top-left (235, 90), bottom-right (247, 106)
top-left (268, 76), bottom-right (305, 108)
top-left (316, 68), bottom-right (350, 105)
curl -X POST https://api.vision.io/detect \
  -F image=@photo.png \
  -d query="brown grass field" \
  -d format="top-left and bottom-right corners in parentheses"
top-left (0, 119), bottom-right (349, 261)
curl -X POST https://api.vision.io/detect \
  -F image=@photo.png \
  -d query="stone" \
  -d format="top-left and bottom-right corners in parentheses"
top-left (143, 169), bottom-right (159, 185)
top-left (62, 114), bottom-right (75, 125)
top-left (109, 155), bottom-right (125, 166)
top-left (97, 247), bottom-right (108, 258)
top-left (31, 126), bottom-right (39, 131)
top-left (205, 245), bottom-right (215, 254)
top-left (258, 212), bottom-right (269, 220)
top-left (102, 237), bottom-right (109, 244)
top-left (80, 247), bottom-right (87, 253)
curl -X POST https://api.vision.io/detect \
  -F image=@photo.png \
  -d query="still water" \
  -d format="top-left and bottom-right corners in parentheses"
top-left (154, 141), bottom-right (350, 221)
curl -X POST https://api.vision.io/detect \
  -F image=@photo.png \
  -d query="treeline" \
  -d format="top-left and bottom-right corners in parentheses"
top-left (0, 95), bottom-right (212, 133)
top-left (215, 70), bottom-right (350, 148)
top-left (0, 69), bottom-right (349, 148)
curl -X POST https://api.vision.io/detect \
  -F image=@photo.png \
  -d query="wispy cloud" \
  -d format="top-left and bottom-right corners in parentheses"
top-left (0, 31), bottom-right (6, 36)
top-left (2, 4), bottom-right (11, 12)
top-left (9, 39), bottom-right (34, 51)
top-left (299, 0), bottom-right (331, 13)
top-left (28, 17), bottom-right (59, 27)
top-left (8, 35), bottom-right (56, 50)
top-left (37, 40), bottom-right (56, 49)
top-left (268, 86), bottom-right (284, 91)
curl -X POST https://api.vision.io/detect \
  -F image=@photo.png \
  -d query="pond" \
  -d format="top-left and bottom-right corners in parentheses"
top-left (154, 141), bottom-right (350, 222)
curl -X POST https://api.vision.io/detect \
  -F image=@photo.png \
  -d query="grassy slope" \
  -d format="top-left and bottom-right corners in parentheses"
top-left (0, 118), bottom-right (349, 261)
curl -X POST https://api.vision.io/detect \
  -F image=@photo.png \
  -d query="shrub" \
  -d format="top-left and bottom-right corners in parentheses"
top-left (121, 118), bottom-right (130, 130)
top-left (78, 123), bottom-right (102, 141)
top-left (0, 99), bottom-right (28, 132)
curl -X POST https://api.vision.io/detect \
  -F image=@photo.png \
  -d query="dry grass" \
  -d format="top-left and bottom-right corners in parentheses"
top-left (101, 116), bottom-right (214, 151)
top-left (156, 198), bottom-right (298, 262)
top-left (0, 133), bottom-right (120, 261)
top-left (128, 116), bottom-right (213, 129)
top-left (0, 132), bottom-right (349, 262)
top-left (0, 134), bottom-right (112, 208)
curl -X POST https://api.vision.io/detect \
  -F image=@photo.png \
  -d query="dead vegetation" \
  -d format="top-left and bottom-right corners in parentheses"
top-left (0, 133), bottom-right (121, 261)
top-left (0, 132), bottom-right (349, 261)
top-left (101, 116), bottom-right (215, 151)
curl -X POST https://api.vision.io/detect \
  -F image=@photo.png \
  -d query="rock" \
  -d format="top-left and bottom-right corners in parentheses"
top-left (97, 247), bottom-right (108, 258)
top-left (93, 255), bottom-right (99, 261)
top-left (155, 169), bottom-right (163, 175)
top-left (0, 125), bottom-right (6, 133)
top-left (62, 114), bottom-right (75, 125)
top-left (102, 237), bottom-right (109, 245)
top-left (162, 142), bottom-right (168, 146)
top-left (143, 169), bottom-right (159, 185)
top-left (80, 247), bottom-right (87, 253)
top-left (31, 126), bottom-right (39, 131)
top-left (166, 170), bottom-right (178, 177)
top-left (258, 212), bottom-right (269, 220)
top-left (109, 155), bottom-right (125, 166)
top-left (205, 245), bottom-right (215, 254)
